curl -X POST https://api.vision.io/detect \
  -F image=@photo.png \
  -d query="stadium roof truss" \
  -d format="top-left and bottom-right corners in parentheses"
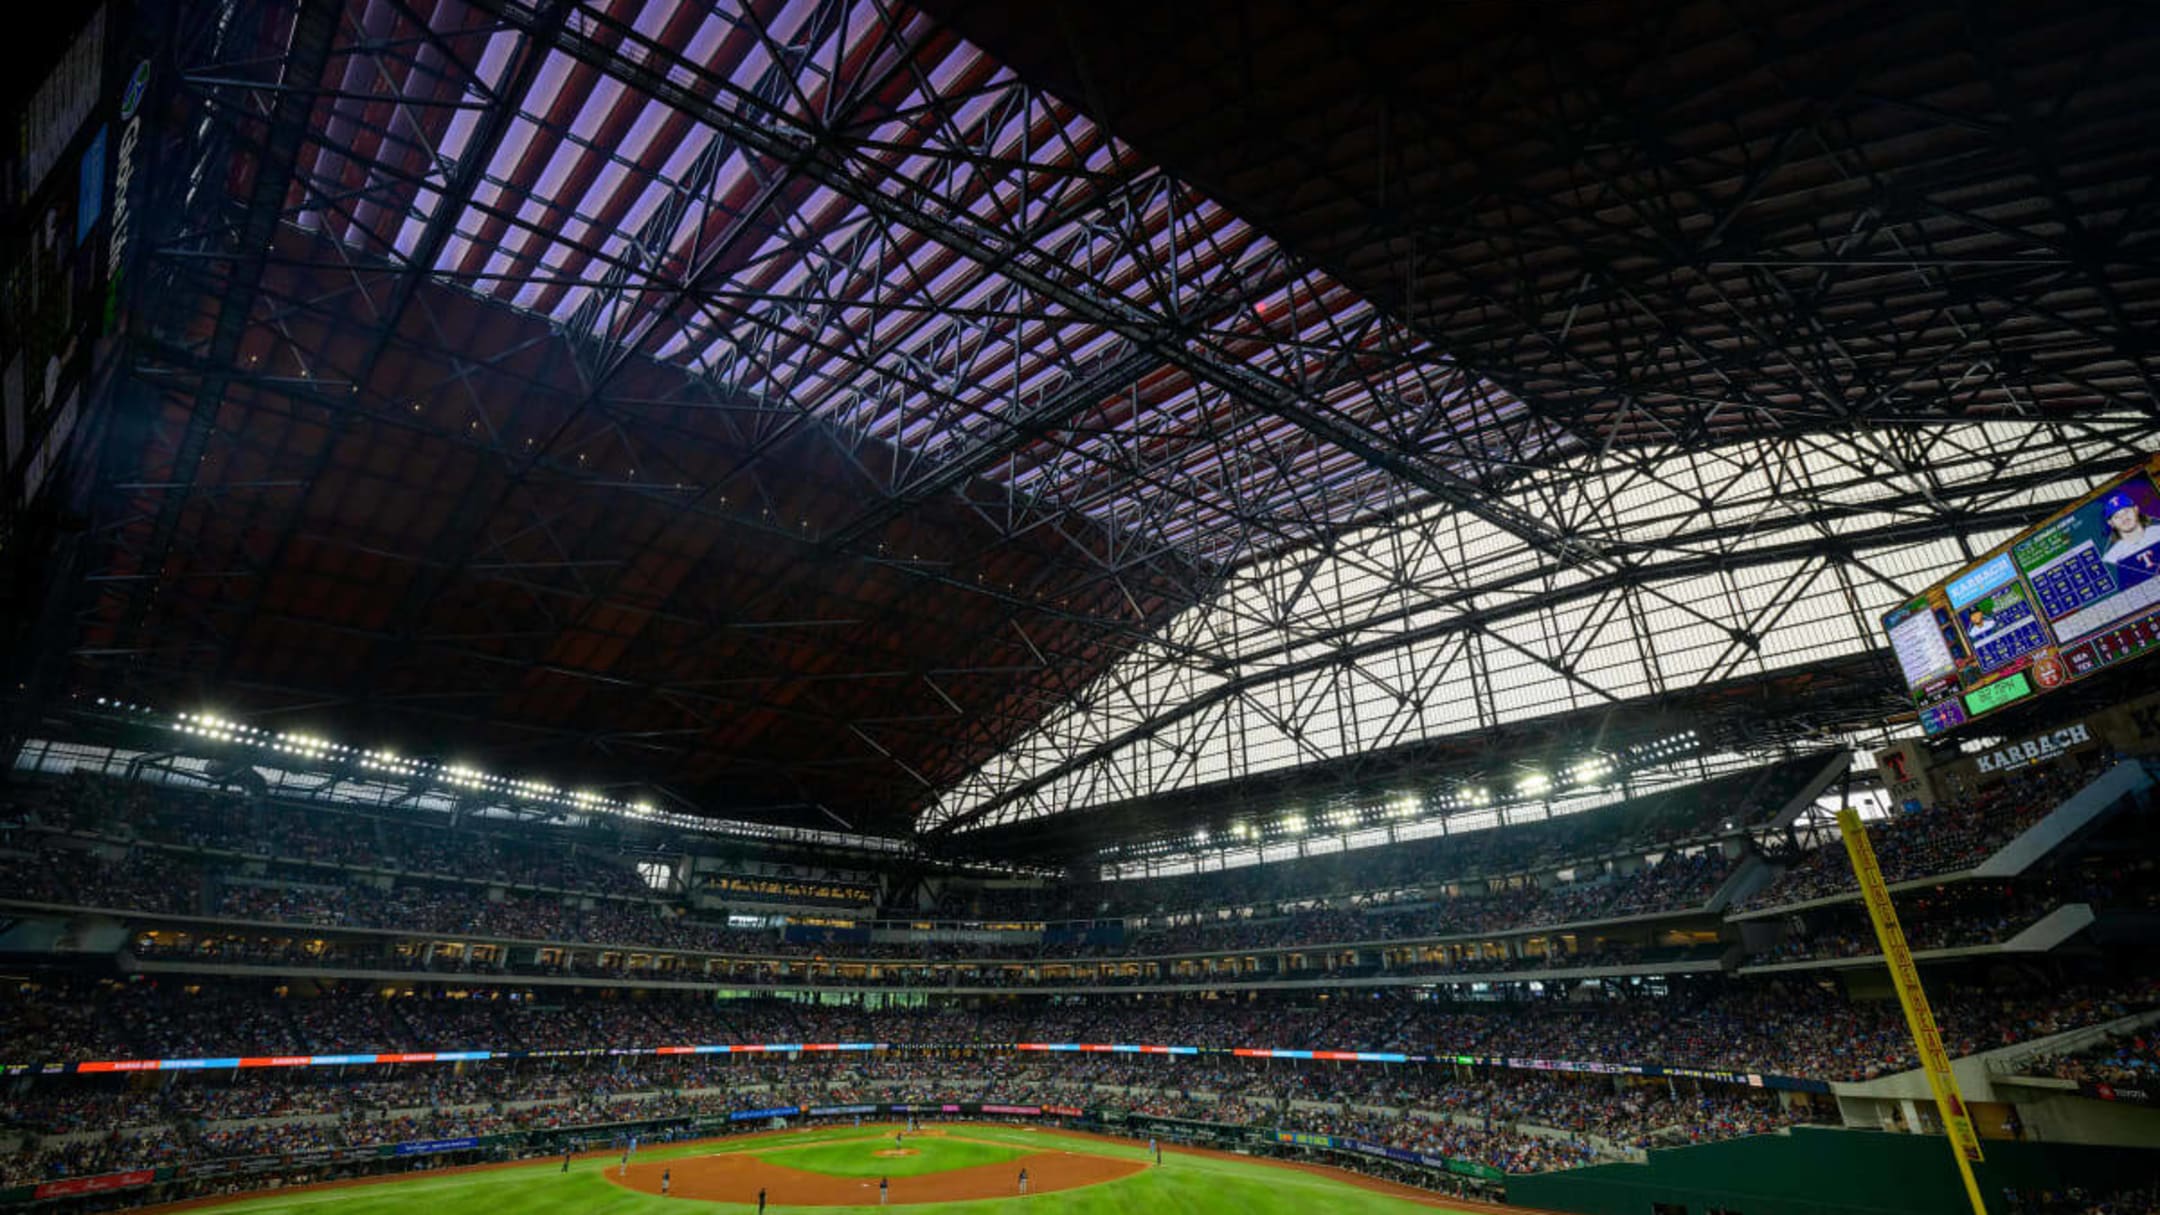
top-left (910, 0), bottom-right (2160, 836)
top-left (62, 0), bottom-right (2160, 840)
top-left (87, 0), bottom-right (1552, 829)
top-left (926, 423), bottom-right (2154, 834)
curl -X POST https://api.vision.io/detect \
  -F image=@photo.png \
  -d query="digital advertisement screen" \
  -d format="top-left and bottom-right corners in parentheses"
top-left (1884, 455), bottom-right (2160, 735)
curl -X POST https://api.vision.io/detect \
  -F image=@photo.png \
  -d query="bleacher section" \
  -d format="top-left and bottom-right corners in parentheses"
top-left (0, 732), bottom-right (2156, 1212)
top-left (1, 753), bottom-right (2147, 998)
top-left (1735, 761), bottom-right (2151, 914)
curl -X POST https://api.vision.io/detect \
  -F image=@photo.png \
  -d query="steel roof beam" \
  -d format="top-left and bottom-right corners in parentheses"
top-left (116, 0), bottom-right (340, 659)
top-left (918, 442), bottom-right (2148, 834)
top-left (468, 0), bottom-right (1778, 786)
top-left (467, 0), bottom-right (1590, 560)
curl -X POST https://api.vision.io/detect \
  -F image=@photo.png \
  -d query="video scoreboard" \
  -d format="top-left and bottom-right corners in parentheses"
top-left (1885, 455), bottom-right (2160, 735)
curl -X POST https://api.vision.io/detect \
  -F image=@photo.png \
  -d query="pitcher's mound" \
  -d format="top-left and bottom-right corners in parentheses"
top-left (873, 1148), bottom-right (919, 1158)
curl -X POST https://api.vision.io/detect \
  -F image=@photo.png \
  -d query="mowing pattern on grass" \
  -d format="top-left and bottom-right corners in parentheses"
top-left (761, 1134), bottom-right (1031, 1178)
top-left (616, 1142), bottom-right (1136, 1205)
top-left (179, 1123), bottom-right (1496, 1213)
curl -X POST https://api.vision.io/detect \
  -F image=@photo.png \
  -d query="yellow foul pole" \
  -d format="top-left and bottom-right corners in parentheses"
top-left (1835, 806), bottom-right (1989, 1215)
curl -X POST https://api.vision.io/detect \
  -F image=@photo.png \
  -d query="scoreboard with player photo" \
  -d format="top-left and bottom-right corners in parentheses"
top-left (1884, 455), bottom-right (2160, 736)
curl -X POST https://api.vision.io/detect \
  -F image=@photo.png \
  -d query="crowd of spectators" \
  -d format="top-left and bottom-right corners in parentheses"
top-left (2, 790), bottom-right (1751, 977)
top-left (8, 971), bottom-right (2158, 1085)
top-left (1280, 1104), bottom-right (1604, 1172)
top-left (1998, 1184), bottom-right (2160, 1215)
top-left (11, 823), bottom-right (1683, 972)
top-left (3, 773), bottom-right (658, 898)
top-left (0, 1049), bottom-right (1821, 1187)
top-left (1753, 882), bottom-right (2069, 964)
top-left (1258, 1063), bottom-right (1803, 1151)
top-left (0, 842), bottom-right (203, 915)
top-left (4, 757), bottom-right (2154, 1196)
top-left (1745, 765), bottom-right (2097, 908)
top-left (2018, 1024), bottom-right (2160, 1085)
top-left (124, 926), bottom-right (1726, 991)
top-left (1021, 754), bottom-right (1830, 921)
top-left (1, 760), bottom-right (1818, 972)
top-left (1127, 849), bottom-right (1733, 956)
top-left (1752, 850), bottom-right (2160, 966)
top-left (203, 882), bottom-right (698, 947)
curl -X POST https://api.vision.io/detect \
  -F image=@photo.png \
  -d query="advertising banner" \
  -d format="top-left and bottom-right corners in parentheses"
top-left (1273, 1132), bottom-right (1491, 1178)
top-left (1972, 722), bottom-right (2095, 774)
top-left (391, 1138), bottom-right (479, 1157)
top-left (2080, 1082), bottom-right (2160, 1107)
top-left (48, 1041), bottom-right (1820, 1095)
top-left (1447, 1159), bottom-right (1505, 1181)
top-left (70, 1043), bottom-right (881, 1074)
top-left (32, 1170), bottom-right (155, 1199)
top-left (728, 1106), bottom-right (801, 1122)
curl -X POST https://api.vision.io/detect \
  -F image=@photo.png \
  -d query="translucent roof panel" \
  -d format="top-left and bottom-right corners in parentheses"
top-left (927, 417), bottom-right (2159, 832)
top-left (286, 0), bottom-right (1551, 568)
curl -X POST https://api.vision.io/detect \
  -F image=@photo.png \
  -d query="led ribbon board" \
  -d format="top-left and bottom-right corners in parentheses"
top-left (1009, 1044), bottom-right (1825, 1092)
top-left (1884, 455), bottom-right (2160, 735)
top-left (72, 1043), bottom-right (883, 1073)
top-left (47, 1042), bottom-right (1827, 1091)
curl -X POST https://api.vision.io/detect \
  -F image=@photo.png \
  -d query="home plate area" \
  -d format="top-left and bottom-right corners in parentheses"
top-left (611, 1139), bottom-right (1144, 1205)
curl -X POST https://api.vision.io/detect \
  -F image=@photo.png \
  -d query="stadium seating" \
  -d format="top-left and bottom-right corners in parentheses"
top-left (6, 975), bottom-right (2158, 1083)
top-left (3, 755), bottom-right (2153, 1209)
top-left (1742, 764), bottom-right (2096, 908)
top-left (1, 769), bottom-right (1772, 976)
top-left (0, 1047), bottom-right (1813, 1187)
top-left (2017, 1025), bottom-right (2160, 1085)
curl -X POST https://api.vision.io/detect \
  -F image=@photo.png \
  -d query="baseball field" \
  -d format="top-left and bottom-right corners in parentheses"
top-left (163, 1123), bottom-right (1506, 1214)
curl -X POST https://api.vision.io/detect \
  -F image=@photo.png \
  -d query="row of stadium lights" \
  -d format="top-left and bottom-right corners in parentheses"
top-left (83, 695), bottom-right (924, 851)
top-left (1179, 731), bottom-right (1701, 851)
top-left (155, 707), bottom-right (656, 819)
top-left (1625, 729), bottom-right (1700, 762)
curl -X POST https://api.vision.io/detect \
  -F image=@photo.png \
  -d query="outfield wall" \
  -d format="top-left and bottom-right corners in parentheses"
top-left (1505, 1126), bottom-right (2160, 1215)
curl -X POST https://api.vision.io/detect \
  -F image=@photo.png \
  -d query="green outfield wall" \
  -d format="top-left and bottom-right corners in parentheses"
top-left (1505, 1126), bottom-right (2160, 1215)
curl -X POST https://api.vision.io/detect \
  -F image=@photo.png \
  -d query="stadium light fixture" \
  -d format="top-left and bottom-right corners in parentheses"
top-left (160, 706), bottom-right (667, 822)
top-left (1283, 813), bottom-right (1307, 834)
top-left (1568, 757), bottom-right (1612, 784)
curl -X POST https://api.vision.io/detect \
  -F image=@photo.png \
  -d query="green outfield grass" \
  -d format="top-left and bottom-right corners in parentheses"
top-left (757, 1132), bottom-right (1029, 1177)
top-left (185, 1123), bottom-right (1481, 1214)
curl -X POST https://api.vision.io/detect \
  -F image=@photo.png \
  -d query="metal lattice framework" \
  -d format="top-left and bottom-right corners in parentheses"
top-left (77, 0), bottom-right (1553, 830)
top-left (926, 423), bottom-right (2151, 834)
top-left (912, 0), bottom-right (2160, 835)
top-left (52, 0), bottom-right (2160, 845)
